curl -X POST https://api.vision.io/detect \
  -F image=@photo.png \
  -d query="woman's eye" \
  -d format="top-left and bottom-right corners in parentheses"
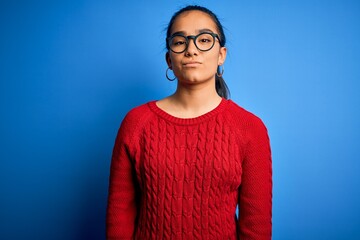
top-left (174, 41), bottom-right (186, 45)
top-left (199, 38), bottom-right (212, 43)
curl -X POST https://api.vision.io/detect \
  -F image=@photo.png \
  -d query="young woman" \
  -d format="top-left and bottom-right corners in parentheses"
top-left (107, 5), bottom-right (272, 240)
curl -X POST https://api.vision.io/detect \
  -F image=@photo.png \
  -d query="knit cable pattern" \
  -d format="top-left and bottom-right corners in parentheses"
top-left (107, 99), bottom-right (272, 240)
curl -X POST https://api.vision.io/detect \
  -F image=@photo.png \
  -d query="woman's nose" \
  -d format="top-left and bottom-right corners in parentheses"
top-left (185, 38), bottom-right (198, 55)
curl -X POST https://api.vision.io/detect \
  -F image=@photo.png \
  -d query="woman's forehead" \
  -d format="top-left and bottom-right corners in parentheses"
top-left (170, 10), bottom-right (218, 35)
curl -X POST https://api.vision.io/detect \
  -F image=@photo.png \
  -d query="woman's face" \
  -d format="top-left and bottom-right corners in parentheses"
top-left (166, 10), bottom-right (226, 85)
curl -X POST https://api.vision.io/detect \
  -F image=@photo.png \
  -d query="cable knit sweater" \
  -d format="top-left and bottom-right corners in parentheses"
top-left (106, 98), bottom-right (272, 240)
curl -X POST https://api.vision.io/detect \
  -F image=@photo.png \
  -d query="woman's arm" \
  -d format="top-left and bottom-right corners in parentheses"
top-left (237, 118), bottom-right (272, 240)
top-left (106, 120), bottom-right (139, 240)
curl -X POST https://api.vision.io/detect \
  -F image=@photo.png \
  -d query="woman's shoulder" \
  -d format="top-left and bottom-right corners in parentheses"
top-left (226, 99), bottom-right (267, 129)
top-left (124, 101), bottom-right (152, 118)
top-left (121, 101), bottom-right (155, 127)
top-left (113, 101), bottom-right (158, 146)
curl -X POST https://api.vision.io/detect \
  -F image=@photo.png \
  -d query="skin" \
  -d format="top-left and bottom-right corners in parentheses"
top-left (157, 10), bottom-right (227, 118)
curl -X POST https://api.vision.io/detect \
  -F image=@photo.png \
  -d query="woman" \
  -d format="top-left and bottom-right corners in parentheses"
top-left (107, 5), bottom-right (272, 240)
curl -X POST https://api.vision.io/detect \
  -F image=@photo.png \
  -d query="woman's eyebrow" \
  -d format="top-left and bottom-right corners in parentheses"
top-left (171, 28), bottom-right (215, 36)
top-left (171, 31), bottom-right (186, 36)
top-left (198, 28), bottom-right (214, 33)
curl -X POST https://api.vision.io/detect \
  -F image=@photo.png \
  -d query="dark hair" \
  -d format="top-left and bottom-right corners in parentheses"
top-left (166, 5), bottom-right (230, 99)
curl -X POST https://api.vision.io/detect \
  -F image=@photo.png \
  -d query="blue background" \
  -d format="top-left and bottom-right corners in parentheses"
top-left (1, 0), bottom-right (359, 239)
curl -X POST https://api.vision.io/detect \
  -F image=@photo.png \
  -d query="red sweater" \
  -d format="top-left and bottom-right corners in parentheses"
top-left (107, 98), bottom-right (272, 240)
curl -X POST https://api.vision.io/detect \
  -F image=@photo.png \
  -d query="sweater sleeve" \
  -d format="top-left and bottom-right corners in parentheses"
top-left (106, 114), bottom-right (140, 240)
top-left (237, 117), bottom-right (272, 240)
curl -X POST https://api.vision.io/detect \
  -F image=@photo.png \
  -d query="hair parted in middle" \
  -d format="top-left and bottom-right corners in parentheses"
top-left (165, 5), bottom-right (230, 99)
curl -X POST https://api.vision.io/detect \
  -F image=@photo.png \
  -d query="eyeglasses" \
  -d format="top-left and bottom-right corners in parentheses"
top-left (167, 32), bottom-right (220, 53)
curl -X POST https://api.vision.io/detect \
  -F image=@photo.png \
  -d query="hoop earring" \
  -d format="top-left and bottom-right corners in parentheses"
top-left (216, 65), bottom-right (224, 77)
top-left (166, 67), bottom-right (176, 81)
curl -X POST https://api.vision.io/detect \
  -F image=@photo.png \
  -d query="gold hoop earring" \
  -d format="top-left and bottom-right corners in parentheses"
top-left (166, 67), bottom-right (176, 81)
top-left (217, 65), bottom-right (224, 77)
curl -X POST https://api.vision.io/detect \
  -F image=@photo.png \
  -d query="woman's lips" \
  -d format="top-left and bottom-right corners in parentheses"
top-left (183, 62), bottom-right (201, 67)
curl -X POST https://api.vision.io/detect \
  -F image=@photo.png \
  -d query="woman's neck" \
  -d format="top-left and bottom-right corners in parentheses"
top-left (157, 79), bottom-right (222, 118)
top-left (173, 83), bottom-right (221, 108)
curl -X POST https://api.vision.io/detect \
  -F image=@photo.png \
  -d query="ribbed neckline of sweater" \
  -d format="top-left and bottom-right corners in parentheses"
top-left (147, 98), bottom-right (229, 125)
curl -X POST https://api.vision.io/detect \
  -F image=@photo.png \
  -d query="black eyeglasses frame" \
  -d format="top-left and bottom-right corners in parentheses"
top-left (167, 32), bottom-right (221, 54)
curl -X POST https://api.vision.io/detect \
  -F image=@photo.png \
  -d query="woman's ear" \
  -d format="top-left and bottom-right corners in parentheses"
top-left (218, 47), bottom-right (227, 65)
top-left (166, 52), bottom-right (172, 69)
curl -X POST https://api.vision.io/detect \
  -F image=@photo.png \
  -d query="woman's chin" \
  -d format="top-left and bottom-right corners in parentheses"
top-left (178, 73), bottom-right (211, 84)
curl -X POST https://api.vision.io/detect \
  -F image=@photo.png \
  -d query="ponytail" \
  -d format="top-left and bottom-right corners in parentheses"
top-left (215, 75), bottom-right (230, 99)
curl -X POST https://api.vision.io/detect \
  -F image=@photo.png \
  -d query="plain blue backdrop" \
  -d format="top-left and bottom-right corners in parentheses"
top-left (1, 0), bottom-right (360, 239)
